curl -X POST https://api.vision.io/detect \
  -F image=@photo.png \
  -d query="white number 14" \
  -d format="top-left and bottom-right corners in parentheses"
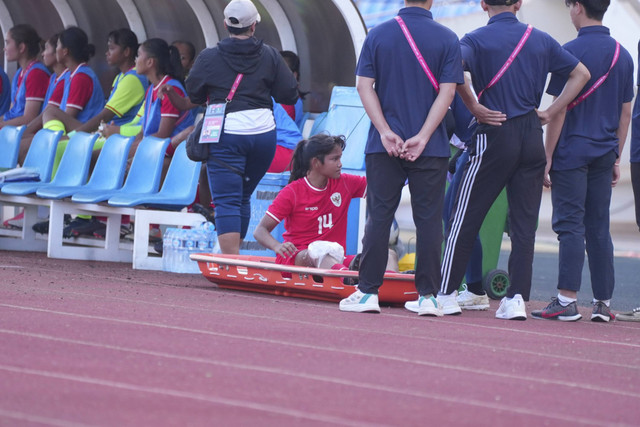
top-left (317, 214), bottom-right (333, 234)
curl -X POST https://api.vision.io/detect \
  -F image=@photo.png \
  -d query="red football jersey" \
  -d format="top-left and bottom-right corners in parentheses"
top-left (266, 173), bottom-right (366, 252)
top-left (65, 66), bottom-right (93, 111)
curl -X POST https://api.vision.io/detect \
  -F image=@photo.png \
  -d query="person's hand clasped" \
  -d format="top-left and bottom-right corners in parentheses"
top-left (400, 135), bottom-right (427, 162)
top-left (381, 130), bottom-right (404, 157)
top-left (274, 241), bottom-right (297, 259)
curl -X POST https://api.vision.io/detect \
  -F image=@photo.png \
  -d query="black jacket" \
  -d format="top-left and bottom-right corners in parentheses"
top-left (186, 37), bottom-right (298, 114)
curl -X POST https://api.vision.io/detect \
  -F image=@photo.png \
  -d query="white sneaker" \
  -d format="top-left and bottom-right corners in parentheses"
top-left (436, 292), bottom-right (462, 315)
top-left (339, 289), bottom-right (380, 313)
top-left (417, 295), bottom-right (443, 317)
top-left (457, 285), bottom-right (490, 310)
top-left (404, 299), bottom-right (420, 313)
top-left (495, 294), bottom-right (527, 320)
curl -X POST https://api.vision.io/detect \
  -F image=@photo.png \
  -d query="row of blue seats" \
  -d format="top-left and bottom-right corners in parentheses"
top-left (0, 127), bottom-right (199, 210)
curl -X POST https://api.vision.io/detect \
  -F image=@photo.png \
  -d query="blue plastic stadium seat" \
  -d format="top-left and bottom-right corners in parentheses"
top-left (108, 142), bottom-right (199, 209)
top-left (71, 135), bottom-right (170, 203)
top-left (3, 131), bottom-right (99, 197)
top-left (0, 125), bottom-right (26, 169)
top-left (309, 111), bottom-right (328, 135)
top-left (0, 129), bottom-right (63, 193)
top-left (37, 134), bottom-right (134, 199)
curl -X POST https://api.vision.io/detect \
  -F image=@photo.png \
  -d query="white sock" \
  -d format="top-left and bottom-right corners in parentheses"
top-left (593, 299), bottom-right (610, 307)
top-left (557, 293), bottom-right (576, 307)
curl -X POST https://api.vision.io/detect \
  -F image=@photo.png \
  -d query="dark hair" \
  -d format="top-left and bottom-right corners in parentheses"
top-left (227, 25), bottom-right (253, 36)
top-left (47, 33), bottom-right (60, 48)
top-left (280, 50), bottom-right (308, 100)
top-left (141, 38), bottom-right (184, 82)
top-left (280, 50), bottom-right (300, 76)
top-left (9, 24), bottom-right (42, 58)
top-left (108, 28), bottom-right (139, 58)
top-left (172, 40), bottom-right (196, 63)
top-left (289, 134), bottom-right (346, 183)
top-left (59, 26), bottom-right (95, 62)
top-left (565, 0), bottom-right (609, 20)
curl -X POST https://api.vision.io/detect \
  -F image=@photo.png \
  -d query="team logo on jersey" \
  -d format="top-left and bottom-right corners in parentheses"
top-left (331, 192), bottom-right (342, 207)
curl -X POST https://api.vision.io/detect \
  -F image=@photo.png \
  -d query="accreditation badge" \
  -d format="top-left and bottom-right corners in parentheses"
top-left (199, 103), bottom-right (226, 144)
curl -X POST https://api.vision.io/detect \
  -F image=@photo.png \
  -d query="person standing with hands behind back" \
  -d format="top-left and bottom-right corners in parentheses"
top-left (339, 0), bottom-right (463, 315)
top-left (533, 0), bottom-right (634, 323)
top-left (437, 0), bottom-right (590, 320)
top-left (185, 0), bottom-right (298, 255)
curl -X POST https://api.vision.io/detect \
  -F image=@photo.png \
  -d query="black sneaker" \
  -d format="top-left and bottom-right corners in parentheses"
top-left (32, 214), bottom-right (71, 234)
top-left (531, 298), bottom-right (582, 321)
top-left (591, 301), bottom-right (615, 322)
top-left (63, 217), bottom-right (104, 238)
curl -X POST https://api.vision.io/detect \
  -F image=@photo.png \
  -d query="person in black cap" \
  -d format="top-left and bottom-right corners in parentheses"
top-left (185, 0), bottom-right (298, 254)
top-left (436, 0), bottom-right (591, 320)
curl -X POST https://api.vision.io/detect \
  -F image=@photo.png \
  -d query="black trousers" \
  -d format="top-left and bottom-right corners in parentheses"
top-left (440, 111), bottom-right (545, 300)
top-left (358, 153), bottom-right (447, 297)
top-left (632, 162), bottom-right (640, 231)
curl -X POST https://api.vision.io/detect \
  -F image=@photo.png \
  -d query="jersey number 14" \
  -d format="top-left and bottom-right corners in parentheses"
top-left (317, 214), bottom-right (333, 234)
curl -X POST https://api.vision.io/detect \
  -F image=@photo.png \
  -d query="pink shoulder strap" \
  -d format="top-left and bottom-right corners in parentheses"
top-left (477, 25), bottom-right (533, 100)
top-left (394, 16), bottom-right (439, 93)
top-left (566, 41), bottom-right (620, 111)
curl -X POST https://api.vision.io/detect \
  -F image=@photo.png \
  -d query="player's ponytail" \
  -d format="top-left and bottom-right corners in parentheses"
top-left (59, 26), bottom-right (95, 63)
top-left (141, 38), bottom-right (185, 84)
top-left (289, 134), bottom-right (346, 183)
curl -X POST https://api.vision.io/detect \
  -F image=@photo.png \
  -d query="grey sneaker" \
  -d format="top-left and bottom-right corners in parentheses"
top-left (591, 301), bottom-right (615, 322)
top-left (531, 298), bottom-right (581, 321)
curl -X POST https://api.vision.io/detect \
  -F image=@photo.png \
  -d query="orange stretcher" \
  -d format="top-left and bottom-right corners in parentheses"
top-left (191, 253), bottom-right (418, 306)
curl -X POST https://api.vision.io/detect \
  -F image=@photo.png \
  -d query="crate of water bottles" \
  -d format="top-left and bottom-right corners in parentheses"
top-left (162, 221), bottom-right (218, 274)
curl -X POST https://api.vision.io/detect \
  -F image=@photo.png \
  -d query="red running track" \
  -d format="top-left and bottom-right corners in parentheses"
top-left (1, 250), bottom-right (639, 426)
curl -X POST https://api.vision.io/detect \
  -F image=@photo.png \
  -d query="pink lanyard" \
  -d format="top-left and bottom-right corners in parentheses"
top-left (225, 73), bottom-right (244, 103)
top-left (477, 25), bottom-right (533, 100)
top-left (395, 16), bottom-right (439, 93)
top-left (567, 41), bottom-right (620, 111)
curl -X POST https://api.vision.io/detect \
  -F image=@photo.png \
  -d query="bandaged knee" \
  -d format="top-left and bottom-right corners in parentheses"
top-left (307, 241), bottom-right (345, 268)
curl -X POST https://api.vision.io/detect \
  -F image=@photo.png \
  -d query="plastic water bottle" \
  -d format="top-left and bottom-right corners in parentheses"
top-left (185, 227), bottom-right (200, 274)
top-left (200, 221), bottom-right (216, 254)
top-left (196, 224), bottom-right (209, 253)
top-left (162, 228), bottom-right (175, 272)
top-left (175, 229), bottom-right (187, 273)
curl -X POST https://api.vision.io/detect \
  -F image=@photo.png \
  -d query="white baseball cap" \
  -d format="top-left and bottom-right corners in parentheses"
top-left (224, 0), bottom-right (261, 28)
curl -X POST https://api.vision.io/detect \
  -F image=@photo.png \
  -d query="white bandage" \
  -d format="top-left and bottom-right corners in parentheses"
top-left (307, 241), bottom-right (345, 268)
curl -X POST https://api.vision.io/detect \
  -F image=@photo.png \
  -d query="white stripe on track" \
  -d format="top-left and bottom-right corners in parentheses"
top-left (0, 363), bottom-right (377, 427)
top-left (0, 329), bottom-right (630, 426)
top-left (2, 304), bottom-right (639, 400)
top-left (0, 409), bottom-right (89, 427)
